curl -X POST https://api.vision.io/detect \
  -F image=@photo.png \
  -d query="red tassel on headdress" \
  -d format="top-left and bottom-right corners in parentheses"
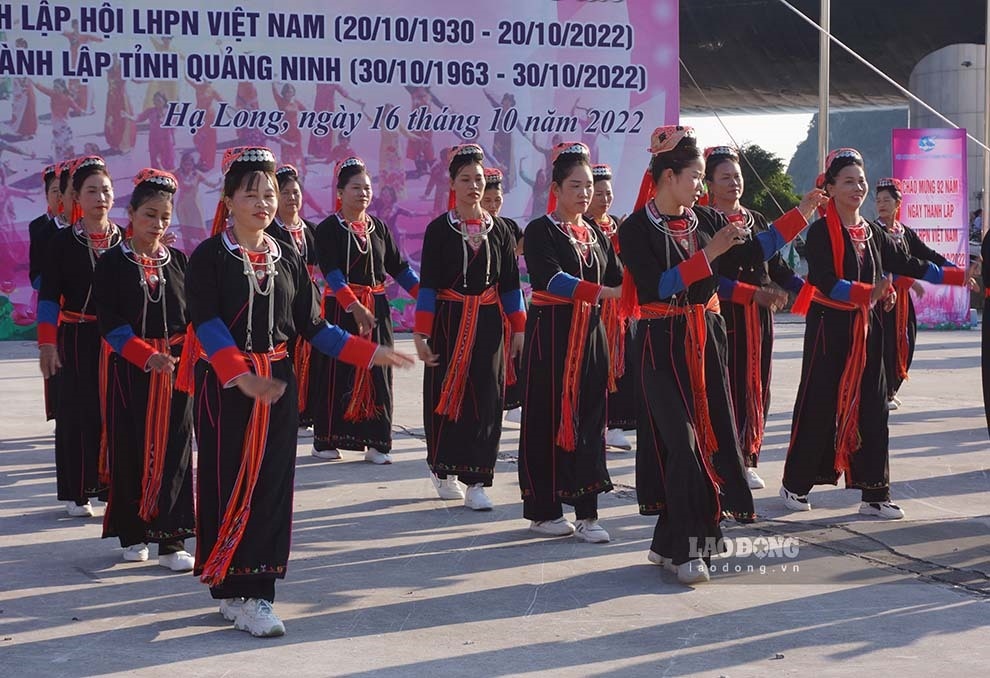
top-left (633, 169), bottom-right (655, 212)
top-left (70, 200), bottom-right (83, 225)
top-left (125, 221), bottom-right (133, 238)
top-left (336, 195), bottom-right (343, 213)
top-left (211, 201), bottom-right (229, 237)
top-left (447, 188), bottom-right (456, 211)
top-left (546, 190), bottom-right (557, 215)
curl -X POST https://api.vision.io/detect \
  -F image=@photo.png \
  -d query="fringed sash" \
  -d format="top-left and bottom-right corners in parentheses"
top-left (343, 282), bottom-right (387, 422)
top-left (434, 287), bottom-right (499, 421)
top-left (137, 333), bottom-right (185, 521)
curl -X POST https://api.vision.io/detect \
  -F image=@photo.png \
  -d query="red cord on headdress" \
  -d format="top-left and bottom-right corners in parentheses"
top-left (633, 169), bottom-right (655, 212)
top-left (211, 201), bottom-right (229, 237)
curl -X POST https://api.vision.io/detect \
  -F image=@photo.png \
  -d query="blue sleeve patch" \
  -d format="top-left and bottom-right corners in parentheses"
top-left (38, 299), bottom-right (60, 326)
top-left (324, 268), bottom-right (347, 292)
top-left (106, 324), bottom-right (136, 354)
top-left (547, 271), bottom-right (580, 298)
top-left (500, 288), bottom-right (525, 315)
top-left (310, 323), bottom-right (351, 358)
top-left (197, 317), bottom-right (237, 357)
top-left (416, 287), bottom-right (437, 314)
top-left (921, 263), bottom-right (942, 284)
top-left (396, 267), bottom-right (420, 292)
top-left (717, 276), bottom-right (737, 299)
top-left (657, 268), bottom-right (686, 299)
top-left (829, 280), bottom-right (852, 302)
top-left (757, 228), bottom-right (786, 261)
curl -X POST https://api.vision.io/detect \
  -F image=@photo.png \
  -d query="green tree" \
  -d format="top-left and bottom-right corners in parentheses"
top-left (738, 144), bottom-right (800, 220)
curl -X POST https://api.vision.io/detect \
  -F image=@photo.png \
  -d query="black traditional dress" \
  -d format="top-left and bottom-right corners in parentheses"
top-left (595, 214), bottom-right (637, 431)
top-left (183, 230), bottom-right (378, 601)
top-left (876, 219), bottom-right (949, 401)
top-left (518, 215), bottom-right (622, 521)
top-left (501, 216), bottom-right (525, 411)
top-left (619, 203), bottom-right (807, 564)
top-left (716, 208), bottom-right (804, 467)
top-left (784, 214), bottom-right (966, 502)
top-left (94, 243), bottom-right (194, 551)
top-left (29, 212), bottom-right (68, 420)
top-left (314, 213), bottom-right (419, 454)
top-left (982, 230), bottom-right (990, 438)
top-left (415, 211), bottom-right (525, 486)
top-left (37, 223), bottom-right (123, 503)
top-left (265, 217), bottom-right (322, 426)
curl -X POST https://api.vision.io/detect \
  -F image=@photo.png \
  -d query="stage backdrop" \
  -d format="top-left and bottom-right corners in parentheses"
top-left (892, 127), bottom-right (970, 328)
top-left (0, 0), bottom-right (679, 338)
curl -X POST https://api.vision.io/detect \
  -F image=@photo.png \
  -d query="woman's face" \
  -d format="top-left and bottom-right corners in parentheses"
top-left (552, 162), bottom-right (594, 217)
top-left (451, 162), bottom-right (485, 207)
top-left (708, 159), bottom-right (743, 205)
top-left (590, 178), bottom-right (613, 217)
top-left (226, 172), bottom-right (277, 232)
top-left (45, 180), bottom-right (60, 214)
top-left (875, 189), bottom-right (900, 222)
top-left (278, 178), bottom-right (302, 218)
top-left (829, 163), bottom-right (868, 213)
top-left (481, 185), bottom-right (503, 216)
top-left (659, 157), bottom-right (706, 210)
top-left (339, 172), bottom-right (372, 215)
top-left (78, 172), bottom-right (113, 222)
top-left (128, 195), bottom-right (172, 246)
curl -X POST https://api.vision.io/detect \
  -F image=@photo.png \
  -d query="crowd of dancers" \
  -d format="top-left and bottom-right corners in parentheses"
top-left (27, 125), bottom-right (979, 638)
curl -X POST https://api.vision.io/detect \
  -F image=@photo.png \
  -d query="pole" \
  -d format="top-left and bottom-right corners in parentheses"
top-left (817, 0), bottom-right (830, 172)
top-left (983, 6), bottom-right (989, 235)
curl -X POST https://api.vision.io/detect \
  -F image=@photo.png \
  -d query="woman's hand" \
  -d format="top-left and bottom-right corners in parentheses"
top-left (600, 286), bottom-right (623, 300)
top-left (967, 262), bottom-right (981, 291)
top-left (911, 281), bottom-right (925, 298)
top-left (39, 344), bottom-right (61, 378)
top-left (349, 302), bottom-right (376, 336)
top-left (703, 223), bottom-right (747, 261)
top-left (797, 188), bottom-right (829, 221)
top-left (871, 275), bottom-right (893, 307)
top-left (510, 332), bottom-right (525, 360)
top-left (372, 347), bottom-right (416, 368)
top-left (414, 334), bottom-right (439, 367)
top-left (232, 373), bottom-right (286, 403)
top-left (146, 352), bottom-right (176, 373)
top-left (882, 289), bottom-right (898, 312)
top-left (753, 287), bottom-right (788, 312)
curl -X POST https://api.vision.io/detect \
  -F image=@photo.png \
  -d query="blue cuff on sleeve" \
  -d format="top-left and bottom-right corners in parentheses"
top-left (38, 299), bottom-right (60, 326)
top-left (757, 228), bottom-right (786, 261)
top-left (785, 275), bottom-right (805, 294)
top-left (829, 280), bottom-right (852, 302)
top-left (416, 287), bottom-right (437, 314)
top-left (197, 317), bottom-right (237, 357)
top-left (396, 267), bottom-right (420, 293)
top-left (310, 323), bottom-right (351, 358)
top-left (547, 271), bottom-right (581, 298)
top-left (324, 268), bottom-right (347, 292)
top-left (717, 276), bottom-right (737, 299)
top-left (106, 324), bottom-right (136, 354)
top-left (500, 288), bottom-right (525, 315)
top-left (921, 262), bottom-right (942, 284)
top-left (657, 268), bottom-right (687, 299)
top-left (31, 275), bottom-right (42, 291)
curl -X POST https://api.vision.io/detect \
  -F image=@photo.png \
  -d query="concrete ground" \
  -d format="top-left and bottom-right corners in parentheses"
top-left (1, 320), bottom-right (989, 677)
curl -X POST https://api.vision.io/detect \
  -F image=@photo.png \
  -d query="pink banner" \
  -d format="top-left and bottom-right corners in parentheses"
top-left (0, 0), bottom-right (680, 338)
top-left (891, 127), bottom-right (970, 327)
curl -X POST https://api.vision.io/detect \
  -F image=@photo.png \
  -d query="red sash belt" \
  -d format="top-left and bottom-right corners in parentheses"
top-left (600, 297), bottom-right (626, 393)
top-left (531, 290), bottom-right (594, 452)
top-left (343, 282), bottom-right (387, 422)
top-left (726, 292), bottom-right (766, 455)
top-left (434, 287), bottom-right (499, 422)
top-left (893, 287), bottom-right (911, 383)
top-left (640, 296), bottom-right (721, 470)
top-left (200, 343), bottom-right (288, 586)
top-left (59, 310), bottom-right (97, 323)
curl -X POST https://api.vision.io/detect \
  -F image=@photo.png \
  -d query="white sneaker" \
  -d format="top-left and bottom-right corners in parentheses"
top-left (431, 473), bottom-right (465, 500)
top-left (234, 598), bottom-right (285, 638)
top-left (779, 486), bottom-right (811, 512)
top-left (677, 559), bottom-right (711, 585)
top-left (123, 543), bottom-right (149, 562)
top-left (574, 519), bottom-right (610, 543)
top-left (311, 446), bottom-right (342, 460)
top-left (859, 501), bottom-right (905, 519)
top-left (66, 501), bottom-right (94, 517)
top-left (363, 448), bottom-right (392, 465)
top-left (647, 550), bottom-right (676, 572)
top-left (891, 394), bottom-right (902, 406)
top-left (605, 428), bottom-right (632, 450)
top-left (529, 517), bottom-right (576, 537)
top-left (464, 484), bottom-right (494, 511)
top-left (745, 467), bottom-right (766, 489)
top-left (886, 399), bottom-right (898, 411)
top-left (219, 597), bottom-right (246, 622)
top-left (158, 550), bottom-right (195, 572)
top-left (504, 408), bottom-right (522, 424)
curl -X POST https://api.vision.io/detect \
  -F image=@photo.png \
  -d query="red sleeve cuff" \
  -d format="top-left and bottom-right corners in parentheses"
top-left (338, 336), bottom-right (378, 368)
top-left (774, 208), bottom-right (808, 243)
top-left (335, 285), bottom-right (359, 310)
top-left (679, 251), bottom-right (713, 287)
top-left (941, 267), bottom-right (965, 287)
top-left (414, 311), bottom-right (435, 337)
top-left (121, 337), bottom-right (157, 370)
top-left (507, 310), bottom-right (526, 333)
top-left (850, 282), bottom-right (873, 306)
top-left (730, 282), bottom-right (758, 305)
top-left (408, 283), bottom-right (420, 300)
top-left (893, 276), bottom-right (915, 291)
top-left (37, 322), bottom-right (57, 346)
top-left (211, 345), bottom-right (251, 386)
top-left (574, 280), bottom-right (603, 304)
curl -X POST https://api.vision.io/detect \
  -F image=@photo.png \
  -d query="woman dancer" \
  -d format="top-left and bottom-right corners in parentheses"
top-left (182, 146), bottom-right (413, 637)
top-left (518, 142), bottom-right (622, 541)
top-left (94, 169), bottom-right (195, 570)
top-left (414, 144), bottom-right (525, 510)
top-left (782, 150), bottom-right (975, 520)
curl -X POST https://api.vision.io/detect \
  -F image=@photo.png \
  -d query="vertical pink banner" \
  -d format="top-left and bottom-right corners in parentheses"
top-left (892, 128), bottom-right (970, 327)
